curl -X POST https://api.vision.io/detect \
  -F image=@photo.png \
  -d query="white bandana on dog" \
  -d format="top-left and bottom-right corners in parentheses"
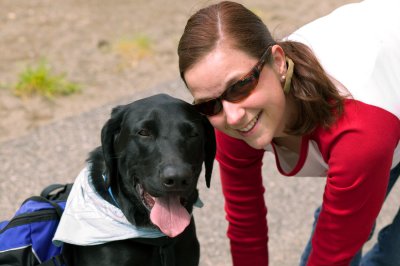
top-left (53, 166), bottom-right (166, 246)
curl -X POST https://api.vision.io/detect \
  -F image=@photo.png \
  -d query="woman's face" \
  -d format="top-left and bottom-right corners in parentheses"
top-left (184, 44), bottom-right (292, 149)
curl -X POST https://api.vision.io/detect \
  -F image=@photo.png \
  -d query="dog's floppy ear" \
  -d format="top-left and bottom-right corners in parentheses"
top-left (202, 116), bottom-right (216, 188)
top-left (101, 105), bottom-right (126, 187)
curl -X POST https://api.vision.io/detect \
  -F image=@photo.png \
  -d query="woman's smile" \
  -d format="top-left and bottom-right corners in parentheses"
top-left (237, 111), bottom-right (262, 135)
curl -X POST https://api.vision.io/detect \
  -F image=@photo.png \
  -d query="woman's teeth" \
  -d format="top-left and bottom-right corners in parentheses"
top-left (238, 113), bottom-right (260, 133)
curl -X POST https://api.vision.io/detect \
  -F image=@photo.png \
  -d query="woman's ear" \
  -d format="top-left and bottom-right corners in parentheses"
top-left (271, 45), bottom-right (287, 75)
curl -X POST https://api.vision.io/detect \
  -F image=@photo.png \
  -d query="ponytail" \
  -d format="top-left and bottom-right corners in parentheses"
top-left (278, 40), bottom-right (345, 135)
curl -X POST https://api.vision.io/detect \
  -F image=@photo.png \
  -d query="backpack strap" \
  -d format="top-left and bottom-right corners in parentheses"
top-left (41, 183), bottom-right (74, 201)
top-left (41, 184), bottom-right (67, 198)
top-left (22, 196), bottom-right (64, 218)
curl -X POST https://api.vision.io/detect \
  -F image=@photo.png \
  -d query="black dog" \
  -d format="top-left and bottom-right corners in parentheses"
top-left (61, 94), bottom-right (216, 266)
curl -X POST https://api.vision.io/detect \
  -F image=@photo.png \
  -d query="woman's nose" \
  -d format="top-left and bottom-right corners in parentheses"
top-left (221, 100), bottom-right (245, 127)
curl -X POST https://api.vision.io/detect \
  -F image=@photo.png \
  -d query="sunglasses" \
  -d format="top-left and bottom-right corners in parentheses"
top-left (193, 46), bottom-right (272, 116)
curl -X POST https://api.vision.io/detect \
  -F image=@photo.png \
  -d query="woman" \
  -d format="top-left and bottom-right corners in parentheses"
top-left (178, 1), bottom-right (400, 266)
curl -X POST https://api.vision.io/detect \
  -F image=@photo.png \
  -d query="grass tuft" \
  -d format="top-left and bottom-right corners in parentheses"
top-left (13, 61), bottom-right (80, 99)
top-left (113, 34), bottom-right (153, 65)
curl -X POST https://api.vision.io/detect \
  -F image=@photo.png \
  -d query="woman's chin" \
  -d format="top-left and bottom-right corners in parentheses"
top-left (243, 136), bottom-right (271, 150)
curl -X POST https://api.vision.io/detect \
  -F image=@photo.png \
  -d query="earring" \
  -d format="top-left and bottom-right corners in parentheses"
top-left (283, 57), bottom-right (294, 93)
top-left (280, 75), bottom-right (286, 83)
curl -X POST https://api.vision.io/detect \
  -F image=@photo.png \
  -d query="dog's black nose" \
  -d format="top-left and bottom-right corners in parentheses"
top-left (161, 166), bottom-right (192, 190)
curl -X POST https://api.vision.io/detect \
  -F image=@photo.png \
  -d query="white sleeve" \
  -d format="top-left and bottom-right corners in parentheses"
top-left (287, 0), bottom-right (400, 118)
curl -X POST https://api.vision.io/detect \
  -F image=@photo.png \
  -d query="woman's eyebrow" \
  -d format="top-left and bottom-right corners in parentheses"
top-left (193, 69), bottom-right (250, 104)
top-left (193, 94), bottom-right (219, 104)
top-left (229, 68), bottom-right (250, 84)
top-left (226, 68), bottom-right (253, 87)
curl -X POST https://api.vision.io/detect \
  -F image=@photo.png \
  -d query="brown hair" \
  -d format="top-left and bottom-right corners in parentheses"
top-left (178, 1), bottom-right (344, 135)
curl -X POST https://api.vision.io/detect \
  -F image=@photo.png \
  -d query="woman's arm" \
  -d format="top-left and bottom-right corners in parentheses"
top-left (216, 130), bottom-right (268, 265)
top-left (307, 101), bottom-right (400, 265)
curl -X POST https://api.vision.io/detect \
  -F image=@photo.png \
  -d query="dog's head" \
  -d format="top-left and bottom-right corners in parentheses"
top-left (99, 94), bottom-right (216, 237)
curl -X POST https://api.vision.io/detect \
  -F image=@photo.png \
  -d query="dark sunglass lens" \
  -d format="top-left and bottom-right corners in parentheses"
top-left (195, 99), bottom-right (222, 116)
top-left (225, 73), bottom-right (258, 102)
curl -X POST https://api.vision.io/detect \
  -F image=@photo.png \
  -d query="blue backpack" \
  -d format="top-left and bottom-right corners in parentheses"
top-left (0, 184), bottom-right (72, 266)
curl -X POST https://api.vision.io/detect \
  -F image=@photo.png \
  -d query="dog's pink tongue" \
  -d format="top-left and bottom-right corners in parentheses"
top-left (150, 195), bottom-right (190, 237)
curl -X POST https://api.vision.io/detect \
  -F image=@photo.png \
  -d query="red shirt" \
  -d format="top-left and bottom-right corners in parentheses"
top-left (216, 100), bottom-right (400, 265)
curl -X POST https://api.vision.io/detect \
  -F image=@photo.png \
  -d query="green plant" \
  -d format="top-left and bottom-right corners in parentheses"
top-left (14, 61), bottom-right (80, 99)
top-left (114, 34), bottom-right (153, 63)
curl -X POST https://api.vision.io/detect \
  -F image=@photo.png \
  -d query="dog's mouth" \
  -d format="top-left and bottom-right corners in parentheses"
top-left (136, 184), bottom-right (191, 238)
top-left (140, 188), bottom-right (155, 210)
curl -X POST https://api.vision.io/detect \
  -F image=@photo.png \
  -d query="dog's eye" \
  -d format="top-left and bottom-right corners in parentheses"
top-left (137, 129), bottom-right (151, 136)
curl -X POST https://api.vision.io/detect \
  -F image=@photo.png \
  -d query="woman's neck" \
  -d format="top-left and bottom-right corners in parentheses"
top-left (273, 135), bottom-right (302, 154)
